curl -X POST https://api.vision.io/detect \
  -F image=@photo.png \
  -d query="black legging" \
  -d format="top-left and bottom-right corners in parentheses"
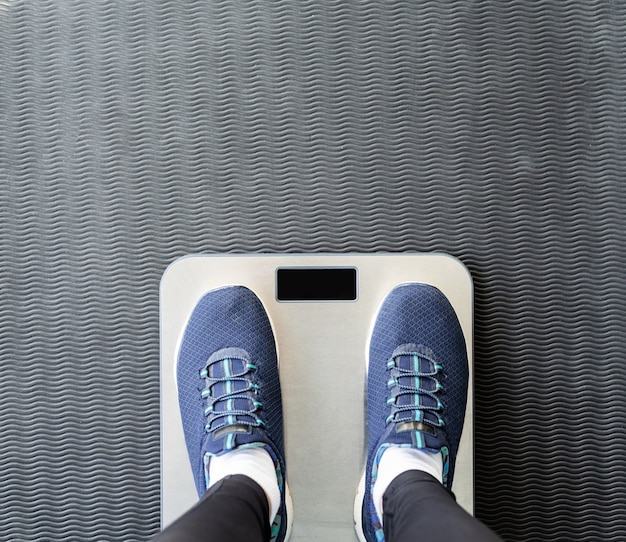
top-left (382, 471), bottom-right (503, 542)
top-left (152, 472), bottom-right (503, 542)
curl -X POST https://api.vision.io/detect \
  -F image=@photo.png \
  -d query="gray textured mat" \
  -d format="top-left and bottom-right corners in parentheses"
top-left (1, 1), bottom-right (625, 541)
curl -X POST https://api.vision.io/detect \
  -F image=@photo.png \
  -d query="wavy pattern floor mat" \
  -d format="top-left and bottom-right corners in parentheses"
top-left (1, 1), bottom-right (625, 541)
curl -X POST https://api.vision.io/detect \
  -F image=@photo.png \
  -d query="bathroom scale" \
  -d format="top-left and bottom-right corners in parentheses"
top-left (160, 253), bottom-right (474, 540)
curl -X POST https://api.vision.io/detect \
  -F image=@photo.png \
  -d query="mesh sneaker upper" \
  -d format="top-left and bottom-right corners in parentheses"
top-left (176, 286), bottom-right (288, 542)
top-left (361, 283), bottom-right (469, 542)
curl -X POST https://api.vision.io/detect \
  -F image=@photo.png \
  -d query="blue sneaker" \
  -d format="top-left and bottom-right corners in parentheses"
top-left (176, 286), bottom-right (290, 541)
top-left (355, 283), bottom-right (469, 542)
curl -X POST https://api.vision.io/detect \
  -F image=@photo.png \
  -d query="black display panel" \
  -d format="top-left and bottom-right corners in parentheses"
top-left (276, 267), bottom-right (357, 301)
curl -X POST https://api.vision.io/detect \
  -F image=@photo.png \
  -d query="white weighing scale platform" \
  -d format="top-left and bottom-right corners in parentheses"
top-left (160, 253), bottom-right (474, 541)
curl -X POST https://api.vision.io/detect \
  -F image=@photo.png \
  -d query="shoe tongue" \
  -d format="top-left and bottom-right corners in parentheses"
top-left (208, 357), bottom-right (256, 420)
top-left (394, 352), bottom-right (434, 373)
top-left (394, 353), bottom-right (439, 393)
top-left (208, 356), bottom-right (248, 378)
top-left (392, 353), bottom-right (441, 425)
top-left (395, 392), bottom-right (439, 411)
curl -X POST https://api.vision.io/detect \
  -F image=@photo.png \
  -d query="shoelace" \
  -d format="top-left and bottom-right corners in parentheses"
top-left (200, 355), bottom-right (265, 434)
top-left (385, 351), bottom-right (445, 431)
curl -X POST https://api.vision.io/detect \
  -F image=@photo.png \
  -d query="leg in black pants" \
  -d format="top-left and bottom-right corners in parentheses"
top-left (152, 471), bottom-right (501, 542)
top-left (152, 474), bottom-right (270, 542)
top-left (383, 471), bottom-right (503, 542)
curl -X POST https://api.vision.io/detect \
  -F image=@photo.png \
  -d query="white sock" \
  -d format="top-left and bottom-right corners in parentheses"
top-left (372, 446), bottom-right (443, 525)
top-left (206, 446), bottom-right (281, 525)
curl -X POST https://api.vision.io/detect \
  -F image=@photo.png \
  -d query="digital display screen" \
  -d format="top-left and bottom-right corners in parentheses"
top-left (276, 267), bottom-right (357, 301)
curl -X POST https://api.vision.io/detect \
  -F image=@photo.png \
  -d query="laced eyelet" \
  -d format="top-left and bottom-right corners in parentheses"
top-left (201, 354), bottom-right (266, 437)
top-left (385, 352), bottom-right (447, 433)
